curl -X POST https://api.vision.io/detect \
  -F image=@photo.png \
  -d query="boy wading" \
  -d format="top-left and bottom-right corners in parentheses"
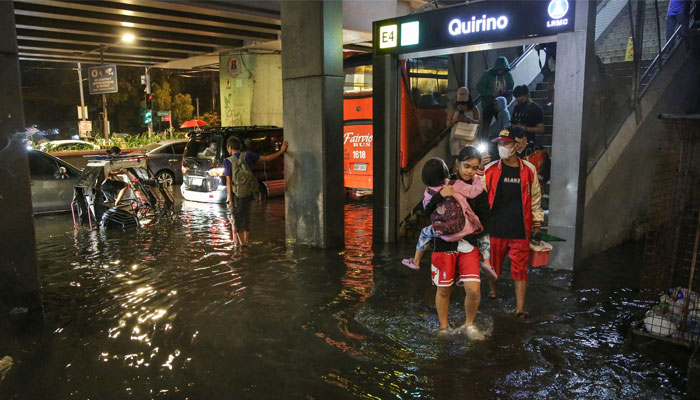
top-left (224, 136), bottom-right (288, 245)
top-left (482, 127), bottom-right (543, 317)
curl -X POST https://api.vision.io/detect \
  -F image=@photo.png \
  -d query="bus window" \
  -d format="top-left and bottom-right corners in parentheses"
top-left (344, 65), bottom-right (373, 93)
top-left (407, 58), bottom-right (449, 107)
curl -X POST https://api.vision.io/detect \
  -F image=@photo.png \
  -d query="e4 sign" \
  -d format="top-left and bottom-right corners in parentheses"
top-left (379, 25), bottom-right (397, 49)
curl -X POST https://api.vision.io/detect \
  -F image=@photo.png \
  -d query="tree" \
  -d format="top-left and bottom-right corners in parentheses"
top-left (152, 81), bottom-right (173, 112)
top-left (172, 93), bottom-right (194, 124)
top-left (201, 111), bottom-right (220, 127)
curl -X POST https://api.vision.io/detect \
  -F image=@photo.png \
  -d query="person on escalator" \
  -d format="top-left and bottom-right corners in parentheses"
top-left (476, 56), bottom-right (514, 136)
top-left (447, 87), bottom-right (480, 167)
top-left (486, 96), bottom-right (511, 160)
top-left (511, 85), bottom-right (543, 157)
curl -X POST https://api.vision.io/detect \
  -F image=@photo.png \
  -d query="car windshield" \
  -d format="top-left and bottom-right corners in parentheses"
top-left (184, 137), bottom-right (221, 161)
top-left (144, 143), bottom-right (163, 152)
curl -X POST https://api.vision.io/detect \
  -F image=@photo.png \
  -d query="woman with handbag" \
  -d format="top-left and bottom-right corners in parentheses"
top-left (447, 87), bottom-right (480, 168)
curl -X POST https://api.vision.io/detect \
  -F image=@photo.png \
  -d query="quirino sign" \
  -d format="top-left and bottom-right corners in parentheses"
top-left (374, 0), bottom-right (575, 55)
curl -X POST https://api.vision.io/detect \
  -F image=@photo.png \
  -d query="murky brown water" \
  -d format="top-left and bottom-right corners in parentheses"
top-left (0, 195), bottom-right (688, 398)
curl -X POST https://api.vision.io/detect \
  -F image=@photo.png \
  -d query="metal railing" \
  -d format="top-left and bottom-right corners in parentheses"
top-left (587, 1), bottom-right (696, 173)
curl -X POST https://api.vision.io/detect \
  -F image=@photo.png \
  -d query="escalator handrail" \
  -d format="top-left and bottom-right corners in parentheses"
top-left (639, 4), bottom-right (696, 97)
top-left (400, 124), bottom-right (452, 174)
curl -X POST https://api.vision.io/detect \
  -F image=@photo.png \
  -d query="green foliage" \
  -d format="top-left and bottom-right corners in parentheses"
top-left (172, 93), bottom-right (194, 124)
top-left (201, 111), bottom-right (221, 127)
top-left (152, 81), bottom-right (173, 112)
top-left (92, 132), bottom-right (187, 150)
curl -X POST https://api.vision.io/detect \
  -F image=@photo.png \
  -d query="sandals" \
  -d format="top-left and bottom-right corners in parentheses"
top-left (515, 311), bottom-right (530, 319)
top-left (489, 292), bottom-right (498, 300)
top-left (401, 258), bottom-right (420, 270)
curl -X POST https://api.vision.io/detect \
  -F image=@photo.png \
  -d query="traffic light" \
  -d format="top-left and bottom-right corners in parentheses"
top-left (146, 94), bottom-right (152, 110)
top-left (144, 110), bottom-right (152, 124)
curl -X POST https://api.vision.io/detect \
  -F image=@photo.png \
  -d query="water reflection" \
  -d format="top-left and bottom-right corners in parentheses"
top-left (1, 201), bottom-right (687, 398)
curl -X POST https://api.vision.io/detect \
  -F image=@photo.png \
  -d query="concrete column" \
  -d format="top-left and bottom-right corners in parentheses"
top-left (372, 54), bottom-right (399, 243)
top-left (281, 0), bottom-right (344, 248)
top-left (0, 2), bottom-right (42, 312)
top-left (547, 0), bottom-right (597, 270)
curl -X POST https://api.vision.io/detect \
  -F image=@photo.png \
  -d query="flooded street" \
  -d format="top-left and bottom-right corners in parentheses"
top-left (0, 195), bottom-right (688, 399)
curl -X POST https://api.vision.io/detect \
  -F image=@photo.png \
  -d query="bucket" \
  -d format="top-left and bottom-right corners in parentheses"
top-left (529, 240), bottom-right (553, 267)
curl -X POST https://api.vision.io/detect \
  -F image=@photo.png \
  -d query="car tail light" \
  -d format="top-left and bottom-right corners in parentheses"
top-left (208, 167), bottom-right (224, 177)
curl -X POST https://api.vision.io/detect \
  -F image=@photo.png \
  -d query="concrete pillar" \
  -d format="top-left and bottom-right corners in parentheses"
top-left (281, 0), bottom-right (344, 248)
top-left (0, 2), bottom-right (42, 313)
top-left (372, 54), bottom-right (399, 243)
top-left (547, 0), bottom-right (597, 270)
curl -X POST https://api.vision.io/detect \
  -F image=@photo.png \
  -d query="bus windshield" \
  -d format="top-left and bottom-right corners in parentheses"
top-left (344, 65), bottom-right (373, 94)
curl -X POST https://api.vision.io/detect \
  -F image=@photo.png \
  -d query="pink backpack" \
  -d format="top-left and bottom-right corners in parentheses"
top-left (427, 180), bottom-right (465, 236)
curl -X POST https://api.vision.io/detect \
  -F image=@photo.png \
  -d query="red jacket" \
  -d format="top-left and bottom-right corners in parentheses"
top-left (479, 158), bottom-right (544, 239)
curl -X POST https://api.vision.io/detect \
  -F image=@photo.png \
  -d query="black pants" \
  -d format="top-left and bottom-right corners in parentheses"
top-left (233, 195), bottom-right (253, 232)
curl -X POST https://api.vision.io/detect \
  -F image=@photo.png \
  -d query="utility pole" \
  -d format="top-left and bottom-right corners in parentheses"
top-left (145, 67), bottom-right (152, 136)
top-left (77, 62), bottom-right (86, 120)
top-left (100, 45), bottom-right (110, 140)
top-left (196, 97), bottom-right (200, 118)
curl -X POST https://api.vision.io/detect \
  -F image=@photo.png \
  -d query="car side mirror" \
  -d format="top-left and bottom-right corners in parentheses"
top-left (54, 166), bottom-right (69, 179)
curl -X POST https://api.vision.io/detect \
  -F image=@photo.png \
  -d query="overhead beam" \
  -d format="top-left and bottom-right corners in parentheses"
top-left (15, 15), bottom-right (247, 47)
top-left (15, 28), bottom-right (216, 54)
top-left (13, 6), bottom-right (279, 41)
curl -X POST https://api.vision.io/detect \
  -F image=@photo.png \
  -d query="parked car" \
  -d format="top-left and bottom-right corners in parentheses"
top-left (27, 150), bottom-right (82, 214)
top-left (181, 126), bottom-right (284, 203)
top-left (139, 139), bottom-right (188, 186)
top-left (38, 140), bottom-right (100, 152)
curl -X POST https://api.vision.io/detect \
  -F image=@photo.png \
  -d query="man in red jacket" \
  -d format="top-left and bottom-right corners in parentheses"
top-left (480, 127), bottom-right (544, 317)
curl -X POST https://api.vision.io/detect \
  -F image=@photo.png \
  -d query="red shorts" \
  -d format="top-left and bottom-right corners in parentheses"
top-left (490, 237), bottom-right (530, 281)
top-left (431, 249), bottom-right (480, 287)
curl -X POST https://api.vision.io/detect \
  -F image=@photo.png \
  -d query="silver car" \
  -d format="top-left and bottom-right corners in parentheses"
top-left (27, 150), bottom-right (82, 214)
top-left (142, 139), bottom-right (188, 186)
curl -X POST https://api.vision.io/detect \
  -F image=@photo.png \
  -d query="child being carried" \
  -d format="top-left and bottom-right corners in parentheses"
top-left (402, 157), bottom-right (495, 279)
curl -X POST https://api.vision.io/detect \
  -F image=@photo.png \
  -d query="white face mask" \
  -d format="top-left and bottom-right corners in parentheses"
top-left (498, 144), bottom-right (514, 160)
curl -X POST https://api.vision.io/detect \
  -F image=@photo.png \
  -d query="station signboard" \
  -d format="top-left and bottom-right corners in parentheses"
top-left (374, 0), bottom-right (575, 55)
top-left (88, 65), bottom-right (118, 95)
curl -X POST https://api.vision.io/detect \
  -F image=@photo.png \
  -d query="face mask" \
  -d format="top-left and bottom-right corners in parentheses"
top-left (498, 145), bottom-right (514, 159)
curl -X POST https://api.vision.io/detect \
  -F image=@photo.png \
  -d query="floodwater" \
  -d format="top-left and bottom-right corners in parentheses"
top-left (0, 194), bottom-right (689, 399)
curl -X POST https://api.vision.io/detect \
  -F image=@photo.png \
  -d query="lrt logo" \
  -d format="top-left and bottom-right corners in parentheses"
top-left (547, 0), bottom-right (569, 27)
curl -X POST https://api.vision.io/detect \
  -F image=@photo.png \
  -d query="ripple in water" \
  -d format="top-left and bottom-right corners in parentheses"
top-left (0, 199), bottom-right (686, 398)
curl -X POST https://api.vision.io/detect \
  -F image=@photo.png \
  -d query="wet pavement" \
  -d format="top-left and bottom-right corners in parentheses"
top-left (0, 192), bottom-right (689, 399)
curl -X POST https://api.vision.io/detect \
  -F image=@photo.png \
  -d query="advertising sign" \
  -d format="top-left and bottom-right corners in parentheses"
top-left (374, 0), bottom-right (575, 55)
top-left (78, 120), bottom-right (92, 138)
top-left (88, 65), bottom-right (118, 95)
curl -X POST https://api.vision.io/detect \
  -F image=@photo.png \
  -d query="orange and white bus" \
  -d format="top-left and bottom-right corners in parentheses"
top-left (343, 54), bottom-right (449, 193)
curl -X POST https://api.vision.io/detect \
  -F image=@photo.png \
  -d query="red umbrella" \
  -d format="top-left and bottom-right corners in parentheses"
top-left (180, 119), bottom-right (208, 128)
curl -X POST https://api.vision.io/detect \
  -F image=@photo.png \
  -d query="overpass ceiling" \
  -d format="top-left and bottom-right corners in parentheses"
top-left (13, 0), bottom-right (283, 70)
top-left (13, 0), bottom-right (376, 72)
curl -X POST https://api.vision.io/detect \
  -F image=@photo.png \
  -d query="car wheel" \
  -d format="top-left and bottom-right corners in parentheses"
top-left (156, 170), bottom-right (175, 186)
top-left (258, 181), bottom-right (269, 204)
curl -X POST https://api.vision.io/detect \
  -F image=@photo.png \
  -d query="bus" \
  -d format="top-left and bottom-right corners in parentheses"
top-left (342, 54), bottom-right (449, 193)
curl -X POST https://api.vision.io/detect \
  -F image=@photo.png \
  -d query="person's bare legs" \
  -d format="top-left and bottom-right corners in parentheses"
top-left (435, 286), bottom-right (453, 330)
top-left (412, 249), bottom-right (425, 266)
top-left (514, 280), bottom-right (527, 314)
top-left (114, 186), bottom-right (128, 206)
top-left (241, 231), bottom-right (249, 245)
top-left (462, 281), bottom-right (481, 326)
top-left (488, 279), bottom-right (498, 298)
